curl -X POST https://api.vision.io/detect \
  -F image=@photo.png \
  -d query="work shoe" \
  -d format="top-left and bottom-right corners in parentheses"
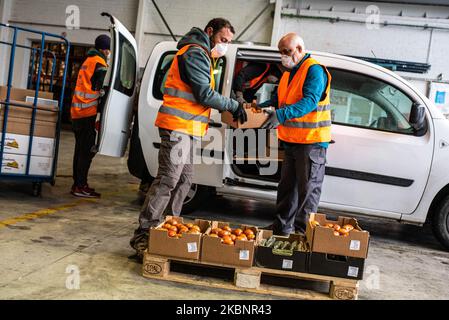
top-left (130, 232), bottom-right (149, 262)
top-left (261, 223), bottom-right (290, 237)
top-left (71, 186), bottom-right (101, 198)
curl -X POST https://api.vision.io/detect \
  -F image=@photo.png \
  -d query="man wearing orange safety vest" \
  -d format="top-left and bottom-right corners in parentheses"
top-left (130, 18), bottom-right (248, 259)
top-left (233, 62), bottom-right (282, 104)
top-left (260, 33), bottom-right (332, 236)
top-left (70, 35), bottom-right (111, 198)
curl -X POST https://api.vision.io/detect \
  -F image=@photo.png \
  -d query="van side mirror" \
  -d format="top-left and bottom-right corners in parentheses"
top-left (410, 102), bottom-right (426, 135)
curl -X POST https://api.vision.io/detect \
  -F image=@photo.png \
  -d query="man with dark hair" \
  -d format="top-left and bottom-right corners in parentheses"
top-left (130, 18), bottom-right (247, 259)
top-left (71, 34), bottom-right (111, 198)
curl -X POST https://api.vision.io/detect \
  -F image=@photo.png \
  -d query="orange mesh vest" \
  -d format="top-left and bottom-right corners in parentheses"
top-left (277, 57), bottom-right (332, 144)
top-left (71, 55), bottom-right (107, 120)
top-left (243, 63), bottom-right (270, 90)
top-left (155, 44), bottom-right (215, 137)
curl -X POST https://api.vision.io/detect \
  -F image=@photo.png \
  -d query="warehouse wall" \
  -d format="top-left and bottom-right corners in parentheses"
top-left (138, 0), bottom-right (274, 66)
top-left (276, 0), bottom-right (449, 96)
top-left (0, 0), bottom-right (274, 87)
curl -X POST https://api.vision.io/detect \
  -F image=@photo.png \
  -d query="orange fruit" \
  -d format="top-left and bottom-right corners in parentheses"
top-left (223, 238), bottom-right (234, 246)
top-left (230, 234), bottom-right (237, 241)
top-left (210, 228), bottom-right (221, 235)
top-left (339, 228), bottom-right (349, 236)
top-left (333, 231), bottom-right (340, 236)
top-left (233, 228), bottom-right (243, 236)
top-left (236, 234), bottom-right (247, 241)
top-left (343, 224), bottom-right (354, 231)
top-left (222, 235), bottom-right (232, 243)
top-left (333, 225), bottom-right (341, 231)
top-left (168, 230), bottom-right (177, 237)
top-left (247, 234), bottom-right (255, 240)
top-left (191, 225), bottom-right (201, 232)
top-left (209, 233), bottom-right (219, 238)
top-left (325, 223), bottom-right (334, 228)
top-left (169, 226), bottom-right (178, 233)
top-left (163, 223), bottom-right (172, 230)
top-left (222, 226), bottom-right (232, 232)
top-left (244, 229), bottom-right (254, 237)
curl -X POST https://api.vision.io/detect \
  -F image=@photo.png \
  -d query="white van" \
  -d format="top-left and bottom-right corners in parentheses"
top-left (97, 15), bottom-right (449, 250)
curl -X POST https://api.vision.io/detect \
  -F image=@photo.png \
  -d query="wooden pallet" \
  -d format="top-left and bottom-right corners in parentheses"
top-left (142, 251), bottom-right (359, 300)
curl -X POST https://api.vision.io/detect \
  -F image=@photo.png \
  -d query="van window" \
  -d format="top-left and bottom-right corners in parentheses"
top-left (114, 34), bottom-right (136, 97)
top-left (152, 52), bottom-right (225, 100)
top-left (329, 68), bottom-right (415, 134)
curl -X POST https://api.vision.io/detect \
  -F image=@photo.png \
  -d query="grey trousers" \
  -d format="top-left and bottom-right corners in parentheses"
top-left (136, 129), bottom-right (194, 233)
top-left (274, 144), bottom-right (327, 234)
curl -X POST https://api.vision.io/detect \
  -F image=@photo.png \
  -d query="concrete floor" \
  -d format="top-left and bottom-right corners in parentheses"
top-left (1, 130), bottom-right (449, 300)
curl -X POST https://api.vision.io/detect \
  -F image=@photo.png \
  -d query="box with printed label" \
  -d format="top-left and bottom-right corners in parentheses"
top-left (1, 153), bottom-right (53, 176)
top-left (200, 221), bottom-right (258, 268)
top-left (0, 133), bottom-right (55, 157)
top-left (254, 230), bottom-right (308, 273)
top-left (308, 252), bottom-right (365, 280)
top-left (306, 213), bottom-right (370, 259)
top-left (148, 216), bottom-right (211, 261)
top-left (221, 103), bottom-right (270, 129)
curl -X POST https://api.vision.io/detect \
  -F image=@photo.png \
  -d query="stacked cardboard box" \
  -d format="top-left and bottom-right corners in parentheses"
top-left (305, 213), bottom-right (370, 280)
top-left (0, 86), bottom-right (58, 176)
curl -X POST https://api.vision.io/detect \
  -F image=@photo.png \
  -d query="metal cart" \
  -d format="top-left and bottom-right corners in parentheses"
top-left (0, 23), bottom-right (70, 196)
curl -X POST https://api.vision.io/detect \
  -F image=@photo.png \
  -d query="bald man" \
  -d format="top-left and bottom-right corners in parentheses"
top-left (260, 33), bottom-right (332, 235)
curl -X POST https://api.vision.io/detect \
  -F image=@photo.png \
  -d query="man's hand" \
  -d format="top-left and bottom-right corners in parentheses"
top-left (232, 103), bottom-right (248, 124)
top-left (261, 109), bottom-right (280, 129)
top-left (235, 91), bottom-right (247, 105)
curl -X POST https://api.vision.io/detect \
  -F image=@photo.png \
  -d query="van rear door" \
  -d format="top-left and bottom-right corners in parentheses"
top-left (96, 13), bottom-right (138, 157)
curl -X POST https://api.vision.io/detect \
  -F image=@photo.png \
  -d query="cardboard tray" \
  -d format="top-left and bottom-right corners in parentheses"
top-left (254, 230), bottom-right (308, 273)
top-left (148, 216), bottom-right (211, 261)
top-left (306, 213), bottom-right (370, 259)
top-left (200, 221), bottom-right (258, 268)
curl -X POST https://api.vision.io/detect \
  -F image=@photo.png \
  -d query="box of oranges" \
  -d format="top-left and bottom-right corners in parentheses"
top-left (148, 216), bottom-right (211, 261)
top-left (200, 221), bottom-right (258, 268)
top-left (306, 213), bottom-right (370, 259)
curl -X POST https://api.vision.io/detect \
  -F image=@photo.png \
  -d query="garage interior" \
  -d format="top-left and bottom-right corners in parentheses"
top-left (1, 0), bottom-right (449, 300)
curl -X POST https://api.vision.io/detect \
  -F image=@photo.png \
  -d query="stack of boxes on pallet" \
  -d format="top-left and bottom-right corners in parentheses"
top-left (0, 86), bottom-right (58, 176)
top-left (147, 213), bottom-right (370, 280)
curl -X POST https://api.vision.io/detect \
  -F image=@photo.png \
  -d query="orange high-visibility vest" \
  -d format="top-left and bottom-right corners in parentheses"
top-left (155, 44), bottom-right (215, 137)
top-left (71, 55), bottom-right (107, 120)
top-left (277, 57), bottom-right (332, 144)
top-left (243, 63), bottom-right (270, 90)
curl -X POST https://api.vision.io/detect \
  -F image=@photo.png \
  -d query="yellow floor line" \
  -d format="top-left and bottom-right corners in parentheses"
top-left (0, 184), bottom-right (139, 229)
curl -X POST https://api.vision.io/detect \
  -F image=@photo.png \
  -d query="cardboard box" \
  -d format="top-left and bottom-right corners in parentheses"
top-left (0, 100), bottom-right (58, 123)
top-left (308, 252), bottom-right (365, 280)
top-left (0, 86), bottom-right (53, 101)
top-left (148, 216), bottom-right (211, 261)
top-left (254, 230), bottom-right (308, 273)
top-left (221, 104), bottom-right (270, 129)
top-left (0, 115), bottom-right (56, 138)
top-left (306, 213), bottom-right (370, 259)
top-left (1, 153), bottom-right (53, 176)
top-left (200, 221), bottom-right (258, 268)
top-left (0, 133), bottom-right (55, 157)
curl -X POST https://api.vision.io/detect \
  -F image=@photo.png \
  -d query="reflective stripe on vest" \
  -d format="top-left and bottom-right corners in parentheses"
top-left (71, 55), bottom-right (107, 120)
top-left (71, 100), bottom-right (99, 109)
top-left (243, 63), bottom-right (270, 90)
top-left (74, 91), bottom-right (101, 100)
top-left (277, 57), bottom-right (332, 144)
top-left (155, 44), bottom-right (215, 137)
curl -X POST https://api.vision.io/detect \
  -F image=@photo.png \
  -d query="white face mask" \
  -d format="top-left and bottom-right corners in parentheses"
top-left (211, 43), bottom-right (228, 58)
top-left (281, 49), bottom-right (298, 69)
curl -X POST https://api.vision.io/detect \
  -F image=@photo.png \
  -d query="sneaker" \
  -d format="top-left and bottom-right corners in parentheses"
top-left (71, 186), bottom-right (101, 198)
top-left (83, 185), bottom-right (96, 193)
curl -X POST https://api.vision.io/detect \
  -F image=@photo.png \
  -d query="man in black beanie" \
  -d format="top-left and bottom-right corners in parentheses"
top-left (70, 34), bottom-right (111, 198)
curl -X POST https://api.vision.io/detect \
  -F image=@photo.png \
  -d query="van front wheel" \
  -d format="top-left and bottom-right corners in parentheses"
top-left (432, 196), bottom-right (449, 250)
top-left (181, 184), bottom-right (213, 215)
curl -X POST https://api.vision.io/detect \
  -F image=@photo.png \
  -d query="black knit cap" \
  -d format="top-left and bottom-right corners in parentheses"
top-left (95, 34), bottom-right (111, 50)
